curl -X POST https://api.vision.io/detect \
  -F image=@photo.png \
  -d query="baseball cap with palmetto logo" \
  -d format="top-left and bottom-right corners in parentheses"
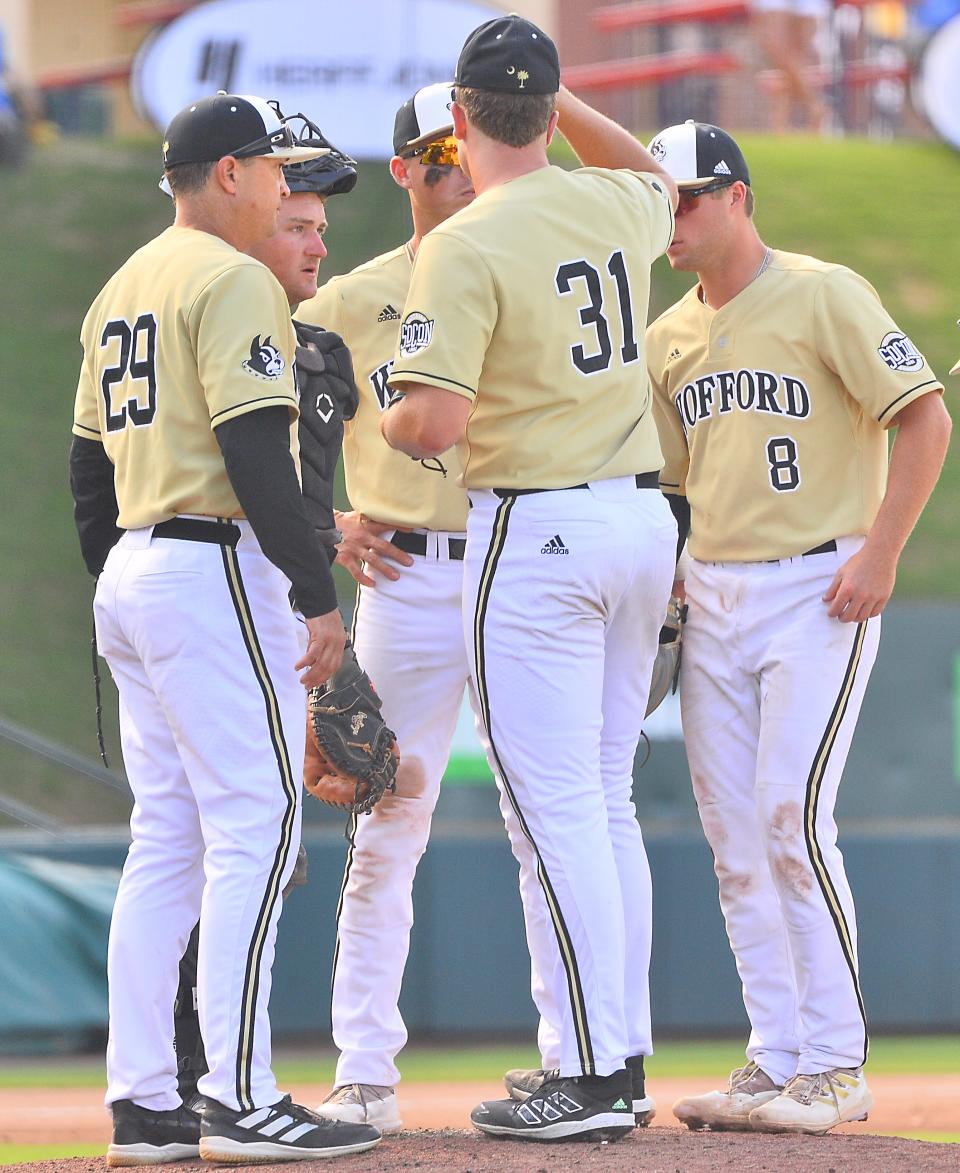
top-left (455, 14), bottom-right (560, 95)
top-left (162, 92), bottom-right (330, 168)
top-left (648, 120), bottom-right (751, 192)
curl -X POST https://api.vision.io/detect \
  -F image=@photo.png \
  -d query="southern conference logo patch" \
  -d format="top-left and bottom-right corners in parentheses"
top-left (242, 335), bottom-right (286, 379)
top-left (399, 311), bottom-right (435, 357)
top-left (877, 332), bottom-right (923, 373)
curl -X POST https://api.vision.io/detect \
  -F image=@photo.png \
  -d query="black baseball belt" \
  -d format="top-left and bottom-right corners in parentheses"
top-left (766, 539), bottom-right (838, 562)
top-left (493, 471), bottom-right (660, 499)
top-left (152, 517), bottom-right (241, 546)
top-left (391, 531), bottom-right (466, 561)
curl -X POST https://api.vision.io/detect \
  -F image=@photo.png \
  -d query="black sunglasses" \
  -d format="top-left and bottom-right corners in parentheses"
top-left (230, 99), bottom-right (296, 159)
top-left (679, 178), bottom-right (737, 200)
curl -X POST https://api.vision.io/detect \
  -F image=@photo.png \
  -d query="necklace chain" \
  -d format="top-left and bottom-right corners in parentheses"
top-left (753, 247), bottom-right (773, 283)
top-left (701, 247), bottom-right (773, 309)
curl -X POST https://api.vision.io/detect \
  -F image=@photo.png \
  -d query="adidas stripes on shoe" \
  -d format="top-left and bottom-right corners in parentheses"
top-left (199, 1094), bottom-right (380, 1162)
top-left (472, 1069), bottom-right (635, 1142)
top-left (504, 1054), bottom-right (655, 1126)
top-left (748, 1067), bottom-right (873, 1135)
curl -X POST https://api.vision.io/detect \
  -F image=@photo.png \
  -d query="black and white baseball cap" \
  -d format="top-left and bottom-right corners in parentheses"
top-left (162, 92), bottom-right (330, 168)
top-left (393, 83), bottom-right (456, 155)
top-left (455, 14), bottom-right (560, 95)
top-left (648, 120), bottom-right (750, 190)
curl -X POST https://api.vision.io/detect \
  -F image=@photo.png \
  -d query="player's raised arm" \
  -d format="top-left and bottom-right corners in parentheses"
top-left (555, 85), bottom-right (677, 206)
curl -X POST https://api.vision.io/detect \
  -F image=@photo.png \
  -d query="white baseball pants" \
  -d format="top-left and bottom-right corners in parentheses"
top-left (329, 536), bottom-right (471, 1088)
top-left (95, 520), bottom-right (305, 1113)
top-left (463, 478), bottom-right (677, 1078)
top-left (681, 535), bottom-right (878, 1081)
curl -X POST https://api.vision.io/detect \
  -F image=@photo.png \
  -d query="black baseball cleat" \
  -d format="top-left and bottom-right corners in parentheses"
top-left (199, 1094), bottom-right (381, 1162)
top-left (106, 1098), bottom-right (201, 1166)
top-left (504, 1054), bottom-right (655, 1127)
top-left (471, 1069), bottom-right (635, 1142)
top-left (626, 1054), bottom-right (656, 1126)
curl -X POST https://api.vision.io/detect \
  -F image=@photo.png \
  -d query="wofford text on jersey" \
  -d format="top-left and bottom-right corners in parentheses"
top-left (673, 369), bottom-right (811, 433)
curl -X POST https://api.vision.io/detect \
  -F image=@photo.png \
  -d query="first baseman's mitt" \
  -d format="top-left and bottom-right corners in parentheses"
top-left (645, 596), bottom-right (688, 717)
top-left (305, 641), bottom-right (399, 814)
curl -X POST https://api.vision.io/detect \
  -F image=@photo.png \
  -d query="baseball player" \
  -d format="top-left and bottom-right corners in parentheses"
top-left (172, 118), bottom-right (360, 1112)
top-left (70, 93), bottom-right (379, 1163)
top-left (383, 16), bottom-right (679, 1142)
top-left (293, 82), bottom-right (477, 1134)
top-left (645, 120), bottom-right (951, 1135)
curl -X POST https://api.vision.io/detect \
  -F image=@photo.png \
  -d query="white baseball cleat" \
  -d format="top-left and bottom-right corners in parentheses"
top-left (673, 1060), bottom-right (783, 1131)
top-left (314, 1083), bottom-right (403, 1134)
top-left (748, 1067), bottom-right (873, 1134)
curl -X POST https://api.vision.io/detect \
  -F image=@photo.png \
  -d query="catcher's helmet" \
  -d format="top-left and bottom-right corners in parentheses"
top-left (283, 112), bottom-right (358, 198)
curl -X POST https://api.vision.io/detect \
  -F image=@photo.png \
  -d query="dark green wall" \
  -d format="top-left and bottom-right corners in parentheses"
top-left (2, 601), bottom-right (959, 1048)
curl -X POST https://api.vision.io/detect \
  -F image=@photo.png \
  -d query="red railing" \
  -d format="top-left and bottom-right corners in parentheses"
top-left (594, 0), bottom-right (880, 29)
top-left (563, 0), bottom-right (909, 94)
top-left (594, 0), bottom-right (747, 31)
top-left (563, 50), bottom-right (741, 90)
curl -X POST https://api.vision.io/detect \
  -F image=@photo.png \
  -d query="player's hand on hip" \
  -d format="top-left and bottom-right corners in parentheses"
top-left (334, 509), bottom-right (415, 587)
top-left (297, 611), bottom-right (347, 686)
top-left (822, 543), bottom-right (896, 623)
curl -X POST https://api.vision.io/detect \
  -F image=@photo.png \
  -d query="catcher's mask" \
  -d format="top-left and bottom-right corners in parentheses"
top-left (158, 109), bottom-right (358, 200)
top-left (282, 112), bottom-right (358, 198)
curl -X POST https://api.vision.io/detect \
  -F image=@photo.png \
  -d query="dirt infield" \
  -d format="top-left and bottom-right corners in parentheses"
top-left (1, 1075), bottom-right (957, 1171)
top-left (5, 1129), bottom-right (958, 1173)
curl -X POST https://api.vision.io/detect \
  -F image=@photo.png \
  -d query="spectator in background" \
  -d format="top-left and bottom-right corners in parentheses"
top-left (751, 0), bottom-right (830, 133)
top-left (0, 25), bottom-right (27, 166)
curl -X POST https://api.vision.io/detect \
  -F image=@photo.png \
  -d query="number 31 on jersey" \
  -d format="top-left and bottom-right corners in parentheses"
top-left (555, 251), bottom-right (639, 376)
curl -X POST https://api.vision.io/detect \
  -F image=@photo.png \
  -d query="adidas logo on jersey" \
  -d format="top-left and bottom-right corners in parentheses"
top-left (667, 347), bottom-right (682, 363)
top-left (541, 535), bottom-right (569, 555)
top-left (714, 159), bottom-right (732, 175)
top-left (377, 304), bottom-right (401, 323)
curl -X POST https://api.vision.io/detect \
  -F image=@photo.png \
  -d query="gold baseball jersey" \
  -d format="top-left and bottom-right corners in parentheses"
top-left (298, 246), bottom-right (467, 532)
top-left (73, 226), bottom-right (299, 530)
top-left (646, 250), bottom-right (944, 561)
top-left (388, 166), bottom-right (674, 489)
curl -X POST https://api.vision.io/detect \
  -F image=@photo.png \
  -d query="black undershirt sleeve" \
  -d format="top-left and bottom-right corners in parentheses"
top-left (69, 435), bottom-right (122, 578)
top-left (215, 406), bottom-right (338, 618)
top-left (664, 492), bottom-right (690, 565)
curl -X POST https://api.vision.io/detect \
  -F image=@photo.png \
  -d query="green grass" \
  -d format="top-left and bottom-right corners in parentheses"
top-left (0, 1038), bottom-right (956, 1162)
top-left (0, 1143), bottom-right (105, 1161)
top-left (4, 1035), bottom-right (959, 1089)
top-left (1, 134), bottom-right (958, 819)
top-left (894, 1132), bottom-right (960, 1143)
